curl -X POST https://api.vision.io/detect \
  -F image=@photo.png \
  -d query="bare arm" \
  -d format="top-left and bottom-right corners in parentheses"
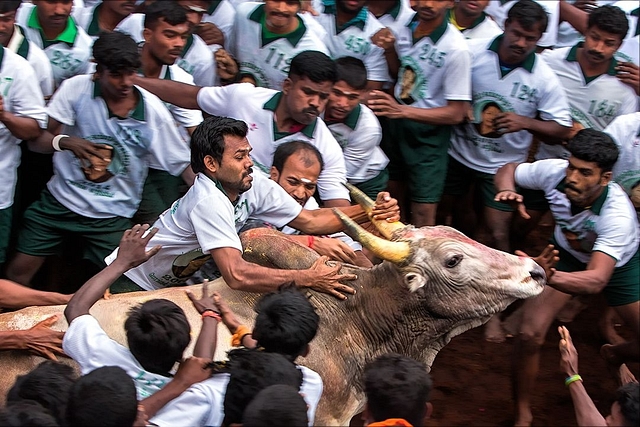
top-left (0, 315), bottom-right (65, 360)
top-left (185, 281), bottom-right (220, 360)
top-left (0, 280), bottom-right (71, 309)
top-left (559, 1), bottom-right (589, 35)
top-left (494, 162), bottom-right (530, 219)
top-left (0, 95), bottom-right (41, 140)
top-left (323, 199), bottom-right (352, 208)
top-left (493, 113), bottom-right (573, 144)
top-left (547, 251), bottom-right (616, 295)
top-left (285, 235), bottom-right (358, 264)
top-left (366, 90), bottom-right (468, 125)
top-left (64, 225), bottom-right (161, 323)
top-left (212, 247), bottom-right (356, 300)
top-left (132, 76), bottom-right (202, 110)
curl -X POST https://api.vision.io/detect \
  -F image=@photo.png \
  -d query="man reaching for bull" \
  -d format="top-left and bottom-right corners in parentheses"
top-left (107, 116), bottom-right (400, 300)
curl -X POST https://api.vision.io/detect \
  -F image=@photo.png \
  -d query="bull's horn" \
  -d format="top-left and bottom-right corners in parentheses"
top-left (344, 182), bottom-right (405, 240)
top-left (332, 208), bottom-right (411, 264)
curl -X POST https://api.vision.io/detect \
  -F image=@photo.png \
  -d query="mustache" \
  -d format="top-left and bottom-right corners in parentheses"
top-left (587, 50), bottom-right (605, 60)
top-left (244, 168), bottom-right (254, 177)
top-left (269, 11), bottom-right (291, 18)
top-left (566, 183), bottom-right (581, 193)
top-left (303, 107), bottom-right (319, 116)
top-left (509, 45), bottom-right (525, 53)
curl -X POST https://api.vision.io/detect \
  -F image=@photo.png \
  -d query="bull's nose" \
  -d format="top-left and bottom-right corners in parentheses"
top-left (530, 265), bottom-right (546, 282)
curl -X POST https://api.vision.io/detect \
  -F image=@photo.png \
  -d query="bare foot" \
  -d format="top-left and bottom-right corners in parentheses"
top-left (619, 364), bottom-right (638, 385)
top-left (599, 344), bottom-right (637, 385)
top-left (514, 411), bottom-right (533, 427)
top-left (556, 296), bottom-right (588, 323)
top-left (484, 315), bottom-right (506, 343)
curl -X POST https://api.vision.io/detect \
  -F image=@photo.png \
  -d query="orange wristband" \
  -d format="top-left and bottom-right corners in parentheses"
top-left (231, 325), bottom-right (252, 347)
top-left (202, 311), bottom-right (221, 321)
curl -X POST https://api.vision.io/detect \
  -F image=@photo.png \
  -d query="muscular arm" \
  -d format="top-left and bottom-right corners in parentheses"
top-left (1, 113), bottom-right (41, 141)
top-left (400, 100), bottom-right (468, 125)
top-left (559, 1), bottom-right (588, 35)
top-left (0, 280), bottom-right (70, 310)
top-left (526, 118), bottom-right (573, 144)
top-left (548, 251), bottom-right (617, 294)
top-left (27, 118), bottom-right (63, 153)
top-left (132, 76), bottom-right (202, 110)
top-left (567, 381), bottom-right (608, 426)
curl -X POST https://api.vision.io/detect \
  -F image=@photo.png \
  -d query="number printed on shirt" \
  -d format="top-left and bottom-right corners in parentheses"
top-left (510, 81), bottom-right (538, 103)
top-left (265, 47), bottom-right (292, 73)
top-left (418, 44), bottom-right (446, 68)
top-left (344, 35), bottom-right (371, 55)
top-left (0, 77), bottom-right (13, 96)
top-left (588, 99), bottom-right (617, 120)
top-left (50, 50), bottom-right (82, 71)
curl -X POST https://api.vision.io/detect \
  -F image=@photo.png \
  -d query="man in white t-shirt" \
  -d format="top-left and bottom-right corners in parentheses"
top-left (118, 115), bottom-right (399, 297)
top-left (5, 32), bottom-right (190, 287)
top-left (0, 46), bottom-right (47, 266)
top-left (485, 0), bottom-right (560, 49)
top-left (448, 0), bottom-right (502, 40)
top-left (134, 50), bottom-right (353, 207)
top-left (228, 0), bottom-right (329, 90)
top-left (494, 129), bottom-right (640, 426)
top-left (180, 0), bottom-right (236, 51)
top-left (73, 0), bottom-right (135, 39)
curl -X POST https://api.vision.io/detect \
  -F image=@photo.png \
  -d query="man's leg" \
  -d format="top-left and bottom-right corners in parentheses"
top-left (513, 285), bottom-right (573, 426)
top-left (602, 301), bottom-right (640, 384)
top-left (5, 253), bottom-right (47, 286)
top-left (387, 180), bottom-right (409, 223)
top-left (483, 206), bottom-right (514, 253)
top-left (411, 202), bottom-right (437, 227)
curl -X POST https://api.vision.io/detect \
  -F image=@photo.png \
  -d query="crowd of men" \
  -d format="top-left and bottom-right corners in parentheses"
top-left (0, 0), bottom-right (638, 425)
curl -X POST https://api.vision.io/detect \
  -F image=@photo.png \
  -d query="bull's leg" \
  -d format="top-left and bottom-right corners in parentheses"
top-left (5, 253), bottom-right (46, 287)
top-left (513, 285), bottom-right (572, 426)
top-left (240, 228), bottom-right (320, 270)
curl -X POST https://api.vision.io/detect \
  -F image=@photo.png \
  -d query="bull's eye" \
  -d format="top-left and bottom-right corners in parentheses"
top-left (445, 254), bottom-right (463, 268)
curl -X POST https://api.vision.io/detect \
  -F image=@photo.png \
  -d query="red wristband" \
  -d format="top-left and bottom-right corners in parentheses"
top-left (307, 235), bottom-right (314, 249)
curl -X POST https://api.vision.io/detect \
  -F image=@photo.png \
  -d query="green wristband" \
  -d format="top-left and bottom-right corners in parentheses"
top-left (565, 374), bottom-right (582, 387)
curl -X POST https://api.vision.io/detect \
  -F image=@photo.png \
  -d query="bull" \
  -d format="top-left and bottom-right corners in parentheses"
top-left (0, 186), bottom-right (547, 425)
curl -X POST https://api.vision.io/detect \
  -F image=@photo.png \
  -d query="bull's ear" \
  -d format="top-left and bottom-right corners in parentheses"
top-left (404, 272), bottom-right (427, 292)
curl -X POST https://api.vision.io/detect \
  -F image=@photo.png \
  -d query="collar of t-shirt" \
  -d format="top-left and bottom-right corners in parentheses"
top-left (249, 3), bottom-right (307, 48)
top-left (322, 0), bottom-right (368, 33)
top-left (324, 104), bottom-right (360, 130)
top-left (7, 25), bottom-right (30, 59)
top-left (566, 41), bottom-right (618, 84)
top-left (407, 12), bottom-right (448, 45)
top-left (86, 3), bottom-right (103, 36)
top-left (207, 0), bottom-right (223, 15)
top-left (447, 8), bottom-right (487, 31)
top-left (631, 8), bottom-right (639, 37)
top-left (27, 7), bottom-right (78, 48)
top-left (262, 92), bottom-right (318, 140)
top-left (202, 173), bottom-right (240, 205)
top-left (92, 80), bottom-right (146, 121)
top-left (556, 179), bottom-right (610, 216)
top-left (489, 34), bottom-right (536, 77)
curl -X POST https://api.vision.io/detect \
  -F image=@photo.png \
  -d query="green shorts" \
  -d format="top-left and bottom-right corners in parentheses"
top-left (110, 275), bottom-right (145, 294)
top-left (0, 207), bottom-right (11, 264)
top-left (15, 188), bottom-right (132, 268)
top-left (353, 168), bottom-right (389, 201)
top-left (134, 168), bottom-right (184, 225)
top-left (553, 240), bottom-right (640, 307)
top-left (443, 156), bottom-right (514, 212)
top-left (380, 118), bottom-right (451, 203)
top-left (521, 188), bottom-right (550, 212)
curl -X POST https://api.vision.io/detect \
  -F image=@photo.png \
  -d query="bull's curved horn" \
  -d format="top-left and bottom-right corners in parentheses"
top-left (332, 208), bottom-right (411, 264)
top-left (344, 182), bottom-right (406, 240)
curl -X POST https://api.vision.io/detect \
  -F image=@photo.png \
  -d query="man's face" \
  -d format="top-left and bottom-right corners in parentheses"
top-left (455, 0), bottom-right (489, 18)
top-left (564, 156), bottom-right (611, 207)
top-left (99, 68), bottom-right (135, 100)
top-left (215, 135), bottom-right (254, 195)
top-left (144, 19), bottom-right (189, 66)
top-left (34, 0), bottom-right (73, 31)
top-left (337, 0), bottom-right (366, 14)
top-left (178, 0), bottom-right (210, 28)
top-left (581, 26), bottom-right (623, 66)
top-left (0, 10), bottom-right (17, 47)
top-left (501, 19), bottom-right (543, 63)
top-left (282, 75), bottom-right (333, 125)
top-left (102, 0), bottom-right (137, 18)
top-left (326, 80), bottom-right (362, 121)
top-left (605, 402), bottom-right (628, 427)
top-left (264, 0), bottom-right (300, 31)
top-left (414, 0), bottom-right (453, 23)
top-left (270, 151), bottom-right (321, 206)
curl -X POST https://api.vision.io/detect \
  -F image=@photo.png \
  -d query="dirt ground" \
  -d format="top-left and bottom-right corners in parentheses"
top-left (425, 215), bottom-right (639, 427)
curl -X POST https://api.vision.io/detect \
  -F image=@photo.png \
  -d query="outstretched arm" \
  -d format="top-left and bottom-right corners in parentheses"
top-left (64, 224), bottom-right (161, 323)
top-left (0, 280), bottom-right (71, 309)
top-left (0, 315), bottom-right (65, 360)
top-left (132, 76), bottom-right (202, 110)
top-left (186, 281), bottom-right (221, 360)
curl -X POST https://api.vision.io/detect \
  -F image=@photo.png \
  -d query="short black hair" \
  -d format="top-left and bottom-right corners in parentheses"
top-left (0, 0), bottom-right (21, 13)
top-left (125, 299), bottom-right (191, 375)
top-left (6, 361), bottom-right (77, 425)
top-left (272, 141), bottom-right (324, 174)
top-left (588, 5), bottom-right (629, 40)
top-left (567, 128), bottom-right (619, 173)
top-left (616, 382), bottom-right (639, 427)
top-left (222, 348), bottom-right (303, 426)
top-left (242, 384), bottom-right (308, 427)
top-left (289, 51), bottom-right (337, 84)
top-left (191, 116), bottom-right (248, 173)
top-left (144, 0), bottom-right (188, 29)
top-left (93, 31), bottom-right (141, 73)
top-left (0, 401), bottom-right (59, 427)
top-left (66, 366), bottom-right (138, 427)
top-left (335, 56), bottom-right (368, 90)
top-left (364, 353), bottom-right (432, 427)
top-left (252, 285), bottom-right (320, 360)
top-left (506, 0), bottom-right (548, 34)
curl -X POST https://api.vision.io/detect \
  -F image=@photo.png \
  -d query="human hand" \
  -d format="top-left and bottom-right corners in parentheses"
top-left (173, 356), bottom-right (212, 389)
top-left (371, 28), bottom-right (395, 50)
top-left (304, 256), bottom-right (357, 300)
top-left (21, 315), bottom-right (65, 360)
top-left (186, 280), bottom-right (219, 315)
top-left (493, 112), bottom-right (530, 134)
top-left (211, 291), bottom-right (241, 333)
top-left (195, 22), bottom-right (225, 46)
top-left (494, 189), bottom-right (530, 219)
top-left (558, 326), bottom-right (579, 376)
top-left (371, 192), bottom-right (401, 222)
top-left (59, 136), bottom-right (114, 181)
top-left (616, 62), bottom-right (640, 96)
top-left (366, 90), bottom-right (405, 119)
top-left (299, 0), bottom-right (319, 15)
top-left (113, 224), bottom-right (161, 270)
top-left (215, 48), bottom-right (239, 81)
top-left (515, 244), bottom-right (559, 281)
top-left (310, 237), bottom-right (358, 264)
